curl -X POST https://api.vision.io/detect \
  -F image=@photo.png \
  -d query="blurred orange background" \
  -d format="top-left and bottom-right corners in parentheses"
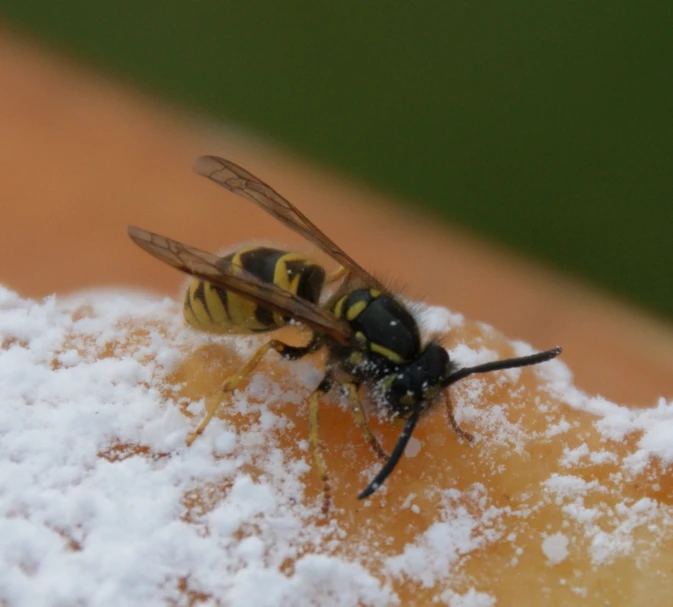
top-left (1, 29), bottom-right (673, 407)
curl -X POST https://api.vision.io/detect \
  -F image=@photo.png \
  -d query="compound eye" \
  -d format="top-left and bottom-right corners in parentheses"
top-left (422, 384), bottom-right (442, 401)
top-left (385, 374), bottom-right (417, 416)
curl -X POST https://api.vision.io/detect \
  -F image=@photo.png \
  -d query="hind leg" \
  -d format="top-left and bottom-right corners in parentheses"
top-left (444, 397), bottom-right (474, 444)
top-left (186, 337), bottom-right (317, 446)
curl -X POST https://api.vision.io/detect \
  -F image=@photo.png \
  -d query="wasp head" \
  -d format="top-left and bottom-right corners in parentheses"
top-left (382, 343), bottom-right (454, 417)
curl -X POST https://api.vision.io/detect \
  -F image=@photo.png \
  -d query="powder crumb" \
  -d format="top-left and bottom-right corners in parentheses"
top-left (541, 533), bottom-right (570, 565)
top-left (560, 443), bottom-right (590, 467)
top-left (588, 450), bottom-right (618, 465)
top-left (440, 588), bottom-right (496, 607)
top-left (405, 436), bottom-right (422, 458)
top-left (213, 430), bottom-right (237, 456)
top-left (449, 345), bottom-right (498, 370)
top-left (414, 303), bottom-right (464, 333)
top-left (400, 494), bottom-right (421, 514)
top-left (543, 474), bottom-right (598, 499)
top-left (545, 419), bottom-right (571, 437)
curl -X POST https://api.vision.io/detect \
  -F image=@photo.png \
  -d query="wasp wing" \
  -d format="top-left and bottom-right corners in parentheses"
top-left (193, 155), bottom-right (389, 294)
top-left (128, 226), bottom-right (353, 346)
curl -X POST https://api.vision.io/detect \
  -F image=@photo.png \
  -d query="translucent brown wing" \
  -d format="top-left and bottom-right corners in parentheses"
top-left (193, 155), bottom-right (389, 294)
top-left (128, 226), bottom-right (353, 345)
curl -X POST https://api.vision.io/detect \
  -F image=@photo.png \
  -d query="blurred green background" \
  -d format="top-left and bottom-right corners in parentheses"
top-left (3, 2), bottom-right (671, 318)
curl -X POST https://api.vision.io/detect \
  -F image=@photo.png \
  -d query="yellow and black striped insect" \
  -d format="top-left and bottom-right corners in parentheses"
top-left (128, 155), bottom-right (561, 511)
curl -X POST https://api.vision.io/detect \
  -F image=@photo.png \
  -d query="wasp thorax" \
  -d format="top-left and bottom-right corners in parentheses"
top-left (382, 343), bottom-right (452, 416)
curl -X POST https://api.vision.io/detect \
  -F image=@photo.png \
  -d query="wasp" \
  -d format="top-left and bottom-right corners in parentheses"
top-left (128, 155), bottom-right (561, 512)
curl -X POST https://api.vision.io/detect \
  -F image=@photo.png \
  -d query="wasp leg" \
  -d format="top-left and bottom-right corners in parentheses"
top-left (344, 383), bottom-right (389, 461)
top-left (186, 337), bottom-right (317, 446)
top-left (309, 373), bottom-right (334, 515)
top-left (444, 397), bottom-right (474, 444)
top-left (325, 266), bottom-right (347, 284)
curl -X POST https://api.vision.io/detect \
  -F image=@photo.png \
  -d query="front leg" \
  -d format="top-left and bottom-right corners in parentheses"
top-left (308, 371), bottom-right (334, 516)
top-left (343, 382), bottom-right (389, 462)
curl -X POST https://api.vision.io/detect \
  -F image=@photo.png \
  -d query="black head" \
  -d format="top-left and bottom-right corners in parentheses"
top-left (358, 345), bottom-right (563, 500)
top-left (382, 343), bottom-right (453, 417)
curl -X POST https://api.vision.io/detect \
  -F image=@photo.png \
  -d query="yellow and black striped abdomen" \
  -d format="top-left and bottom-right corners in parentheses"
top-left (183, 246), bottom-right (326, 334)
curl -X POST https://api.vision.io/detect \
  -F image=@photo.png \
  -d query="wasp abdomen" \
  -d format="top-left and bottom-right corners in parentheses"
top-left (183, 247), bottom-right (325, 334)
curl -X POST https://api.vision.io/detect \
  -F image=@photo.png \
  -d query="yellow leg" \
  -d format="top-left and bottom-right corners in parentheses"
top-left (325, 266), bottom-right (347, 284)
top-left (444, 397), bottom-right (474, 443)
top-left (309, 377), bottom-right (333, 515)
top-left (345, 383), bottom-right (388, 461)
top-left (186, 339), bottom-right (310, 446)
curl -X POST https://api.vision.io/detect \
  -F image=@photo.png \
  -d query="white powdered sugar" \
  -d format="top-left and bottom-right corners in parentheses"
top-left (1, 286), bottom-right (672, 606)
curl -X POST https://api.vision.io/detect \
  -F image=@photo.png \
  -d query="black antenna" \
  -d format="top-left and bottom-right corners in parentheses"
top-left (443, 346), bottom-right (562, 387)
top-left (358, 404), bottom-right (423, 500)
top-left (357, 346), bottom-right (562, 500)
